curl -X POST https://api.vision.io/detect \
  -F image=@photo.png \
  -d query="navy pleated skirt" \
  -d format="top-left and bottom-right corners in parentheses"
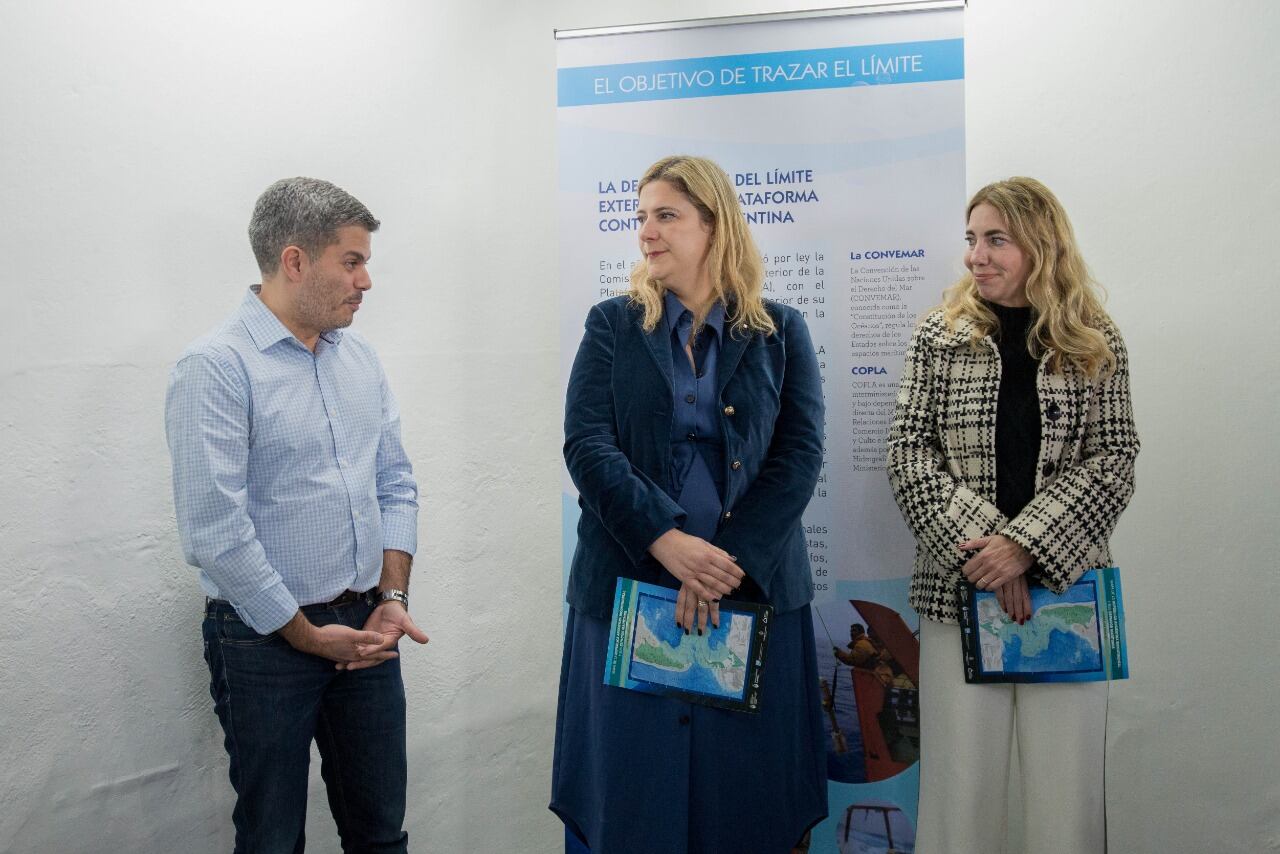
top-left (550, 602), bottom-right (828, 854)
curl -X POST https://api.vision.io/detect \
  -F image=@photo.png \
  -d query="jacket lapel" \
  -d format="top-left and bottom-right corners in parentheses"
top-left (716, 323), bottom-right (752, 398)
top-left (639, 312), bottom-right (675, 394)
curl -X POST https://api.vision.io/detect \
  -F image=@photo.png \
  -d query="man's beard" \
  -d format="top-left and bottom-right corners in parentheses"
top-left (297, 270), bottom-right (354, 333)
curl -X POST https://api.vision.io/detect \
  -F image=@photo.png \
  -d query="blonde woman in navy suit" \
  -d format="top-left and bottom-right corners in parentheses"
top-left (551, 156), bottom-right (828, 854)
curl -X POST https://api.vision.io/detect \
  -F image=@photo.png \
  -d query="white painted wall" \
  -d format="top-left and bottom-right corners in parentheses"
top-left (0, 1), bottom-right (1274, 852)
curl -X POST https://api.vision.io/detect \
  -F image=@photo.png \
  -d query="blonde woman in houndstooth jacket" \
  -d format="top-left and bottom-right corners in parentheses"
top-left (887, 177), bottom-right (1139, 854)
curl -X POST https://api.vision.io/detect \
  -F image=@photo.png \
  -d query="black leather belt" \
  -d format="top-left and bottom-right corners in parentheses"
top-left (321, 589), bottom-right (370, 607)
top-left (207, 589), bottom-right (373, 609)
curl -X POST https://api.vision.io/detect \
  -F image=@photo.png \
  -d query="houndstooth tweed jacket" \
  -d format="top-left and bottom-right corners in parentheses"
top-left (886, 308), bottom-right (1140, 624)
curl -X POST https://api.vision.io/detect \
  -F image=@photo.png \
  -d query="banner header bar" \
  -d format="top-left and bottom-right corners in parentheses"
top-left (558, 38), bottom-right (962, 107)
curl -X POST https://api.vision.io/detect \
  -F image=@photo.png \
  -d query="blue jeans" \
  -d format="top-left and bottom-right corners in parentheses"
top-left (202, 598), bottom-right (408, 854)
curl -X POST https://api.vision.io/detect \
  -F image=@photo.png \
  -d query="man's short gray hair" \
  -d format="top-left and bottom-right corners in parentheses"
top-left (248, 177), bottom-right (380, 275)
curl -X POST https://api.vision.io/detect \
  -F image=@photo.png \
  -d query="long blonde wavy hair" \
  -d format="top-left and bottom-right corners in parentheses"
top-left (629, 155), bottom-right (775, 337)
top-left (942, 177), bottom-right (1115, 377)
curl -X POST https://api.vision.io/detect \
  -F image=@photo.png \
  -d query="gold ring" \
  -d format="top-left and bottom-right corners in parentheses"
top-left (697, 600), bottom-right (709, 608)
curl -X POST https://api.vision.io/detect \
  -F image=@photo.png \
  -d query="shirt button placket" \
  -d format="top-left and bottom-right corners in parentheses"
top-left (317, 353), bottom-right (362, 571)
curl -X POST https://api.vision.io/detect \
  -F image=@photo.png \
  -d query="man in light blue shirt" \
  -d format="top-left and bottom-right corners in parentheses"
top-left (166, 177), bottom-right (424, 853)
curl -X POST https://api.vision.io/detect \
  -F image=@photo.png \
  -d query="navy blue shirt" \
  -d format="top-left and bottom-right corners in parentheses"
top-left (664, 291), bottom-right (726, 541)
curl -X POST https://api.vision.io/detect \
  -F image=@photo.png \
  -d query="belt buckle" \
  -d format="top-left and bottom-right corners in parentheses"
top-left (327, 589), bottom-right (370, 607)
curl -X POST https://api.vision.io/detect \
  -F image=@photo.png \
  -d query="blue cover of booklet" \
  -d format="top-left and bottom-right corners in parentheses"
top-left (957, 567), bottom-right (1129, 684)
top-left (604, 577), bottom-right (772, 712)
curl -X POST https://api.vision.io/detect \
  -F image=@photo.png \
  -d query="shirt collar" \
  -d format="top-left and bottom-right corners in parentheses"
top-left (663, 291), bottom-right (726, 340)
top-left (240, 285), bottom-right (344, 352)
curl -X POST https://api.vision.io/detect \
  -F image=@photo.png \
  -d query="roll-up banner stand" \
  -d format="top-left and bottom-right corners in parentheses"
top-left (557, 4), bottom-right (964, 851)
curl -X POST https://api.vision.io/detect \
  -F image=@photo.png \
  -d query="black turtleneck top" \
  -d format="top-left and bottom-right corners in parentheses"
top-left (989, 302), bottom-right (1041, 519)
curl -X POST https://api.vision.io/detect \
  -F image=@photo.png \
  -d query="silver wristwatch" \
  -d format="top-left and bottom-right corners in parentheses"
top-left (376, 589), bottom-right (409, 609)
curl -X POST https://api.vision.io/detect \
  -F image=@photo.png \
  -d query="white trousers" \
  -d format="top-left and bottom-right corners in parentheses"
top-left (916, 618), bottom-right (1109, 854)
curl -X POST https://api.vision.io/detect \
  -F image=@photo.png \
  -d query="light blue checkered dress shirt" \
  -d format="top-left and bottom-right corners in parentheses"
top-left (165, 288), bottom-right (418, 633)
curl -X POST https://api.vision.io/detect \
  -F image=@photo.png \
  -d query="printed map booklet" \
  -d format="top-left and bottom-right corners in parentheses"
top-left (957, 567), bottom-right (1128, 684)
top-left (605, 577), bottom-right (772, 712)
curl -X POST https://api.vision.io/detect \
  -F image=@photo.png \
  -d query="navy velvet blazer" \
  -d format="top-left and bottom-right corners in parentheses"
top-left (564, 296), bottom-right (825, 620)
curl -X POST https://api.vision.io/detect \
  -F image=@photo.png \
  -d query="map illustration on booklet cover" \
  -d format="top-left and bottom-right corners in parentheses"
top-left (604, 577), bottom-right (772, 712)
top-left (958, 568), bottom-right (1129, 684)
